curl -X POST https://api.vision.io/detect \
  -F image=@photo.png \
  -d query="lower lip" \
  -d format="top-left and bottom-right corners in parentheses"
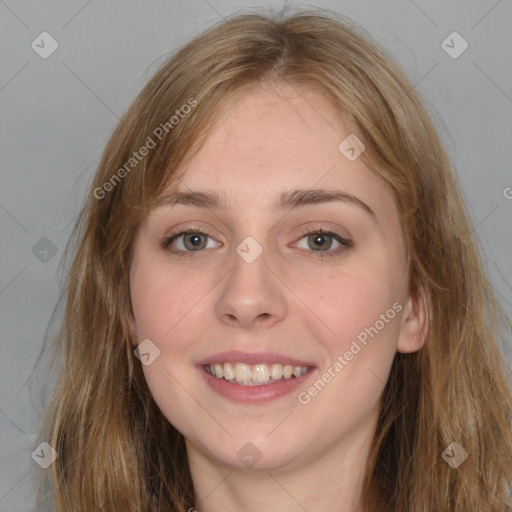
top-left (198, 365), bottom-right (316, 403)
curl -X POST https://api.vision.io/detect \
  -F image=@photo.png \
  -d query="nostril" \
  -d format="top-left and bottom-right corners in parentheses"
top-left (254, 313), bottom-right (271, 325)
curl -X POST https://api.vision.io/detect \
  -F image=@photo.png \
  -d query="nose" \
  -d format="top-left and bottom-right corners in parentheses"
top-left (214, 245), bottom-right (287, 329)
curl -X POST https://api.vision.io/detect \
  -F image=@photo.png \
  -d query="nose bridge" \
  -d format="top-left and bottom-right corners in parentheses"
top-left (214, 234), bottom-right (287, 328)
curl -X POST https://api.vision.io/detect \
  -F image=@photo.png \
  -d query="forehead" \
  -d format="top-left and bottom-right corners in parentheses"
top-left (159, 83), bottom-right (396, 221)
top-left (191, 83), bottom-right (345, 171)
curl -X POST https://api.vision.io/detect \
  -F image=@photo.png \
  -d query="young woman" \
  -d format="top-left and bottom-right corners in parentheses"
top-left (38, 8), bottom-right (512, 512)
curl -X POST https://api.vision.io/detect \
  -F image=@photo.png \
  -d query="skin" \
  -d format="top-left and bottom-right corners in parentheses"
top-left (128, 81), bottom-right (427, 512)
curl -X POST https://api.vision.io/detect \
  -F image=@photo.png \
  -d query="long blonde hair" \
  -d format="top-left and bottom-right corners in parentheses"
top-left (37, 7), bottom-right (512, 511)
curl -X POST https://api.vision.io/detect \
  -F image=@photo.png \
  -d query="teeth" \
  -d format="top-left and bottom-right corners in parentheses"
top-left (214, 363), bottom-right (223, 379)
top-left (270, 364), bottom-right (283, 380)
top-left (234, 363), bottom-right (252, 382)
top-left (253, 364), bottom-right (270, 383)
top-left (206, 362), bottom-right (309, 385)
top-left (223, 362), bottom-right (235, 381)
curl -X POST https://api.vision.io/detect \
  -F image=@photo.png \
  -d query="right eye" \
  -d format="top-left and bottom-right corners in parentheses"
top-left (163, 230), bottom-right (222, 255)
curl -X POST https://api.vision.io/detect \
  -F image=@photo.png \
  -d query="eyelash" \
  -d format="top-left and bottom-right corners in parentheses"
top-left (161, 226), bottom-right (352, 260)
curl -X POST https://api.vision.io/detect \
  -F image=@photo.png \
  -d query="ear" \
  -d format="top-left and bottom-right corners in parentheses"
top-left (396, 286), bottom-right (428, 354)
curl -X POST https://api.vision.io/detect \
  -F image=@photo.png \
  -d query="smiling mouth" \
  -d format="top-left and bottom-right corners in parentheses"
top-left (203, 362), bottom-right (312, 386)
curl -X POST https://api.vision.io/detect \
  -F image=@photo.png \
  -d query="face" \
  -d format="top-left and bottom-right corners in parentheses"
top-left (128, 82), bottom-right (426, 473)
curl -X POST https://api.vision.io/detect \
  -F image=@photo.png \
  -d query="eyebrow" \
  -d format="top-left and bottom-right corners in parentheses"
top-left (154, 188), bottom-right (377, 221)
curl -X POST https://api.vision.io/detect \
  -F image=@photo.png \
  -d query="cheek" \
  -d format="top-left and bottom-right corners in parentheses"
top-left (308, 263), bottom-right (404, 350)
top-left (130, 259), bottom-right (210, 341)
top-left (129, 261), bottom-right (215, 403)
top-left (130, 263), bottom-right (212, 433)
top-left (293, 268), bottom-right (404, 430)
top-left (296, 257), bottom-right (406, 415)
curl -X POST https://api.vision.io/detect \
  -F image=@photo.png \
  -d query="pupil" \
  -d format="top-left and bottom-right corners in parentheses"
top-left (309, 233), bottom-right (331, 251)
top-left (185, 233), bottom-right (205, 250)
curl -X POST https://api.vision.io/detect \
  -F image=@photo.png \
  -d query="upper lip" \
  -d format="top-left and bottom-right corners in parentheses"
top-left (197, 350), bottom-right (316, 367)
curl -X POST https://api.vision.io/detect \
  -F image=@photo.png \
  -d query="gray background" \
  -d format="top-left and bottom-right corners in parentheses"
top-left (1, 0), bottom-right (511, 510)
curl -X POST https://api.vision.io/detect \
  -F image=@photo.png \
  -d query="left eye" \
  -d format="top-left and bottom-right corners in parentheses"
top-left (294, 231), bottom-right (349, 253)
